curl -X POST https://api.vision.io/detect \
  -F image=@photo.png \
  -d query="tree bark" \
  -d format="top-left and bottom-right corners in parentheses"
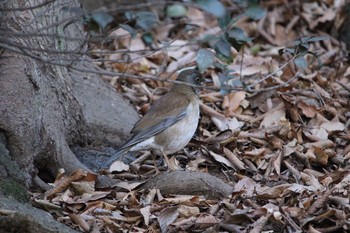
top-left (0, 0), bottom-right (138, 188)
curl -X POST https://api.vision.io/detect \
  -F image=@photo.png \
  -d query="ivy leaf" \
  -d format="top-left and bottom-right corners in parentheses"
top-left (195, 0), bottom-right (226, 18)
top-left (213, 62), bottom-right (227, 71)
top-left (91, 12), bottom-right (114, 30)
top-left (142, 32), bottom-right (153, 47)
top-left (125, 11), bottom-right (135, 21)
top-left (278, 47), bottom-right (296, 56)
top-left (196, 49), bottom-right (215, 72)
top-left (227, 27), bottom-right (253, 51)
top-left (135, 11), bottom-right (158, 31)
top-left (218, 72), bottom-right (242, 95)
top-left (120, 24), bottom-right (137, 38)
top-left (299, 36), bottom-right (330, 43)
top-left (218, 11), bottom-right (231, 29)
top-left (214, 37), bottom-right (233, 63)
top-left (227, 27), bottom-right (253, 43)
top-left (245, 2), bottom-right (266, 20)
top-left (166, 4), bottom-right (187, 17)
top-left (294, 55), bottom-right (308, 71)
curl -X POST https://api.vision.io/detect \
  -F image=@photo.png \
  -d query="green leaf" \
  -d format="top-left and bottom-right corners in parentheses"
top-left (279, 47), bottom-right (295, 56)
top-left (294, 55), bottom-right (308, 71)
top-left (218, 72), bottom-right (242, 95)
top-left (196, 49), bottom-right (215, 72)
top-left (142, 32), bottom-right (153, 46)
top-left (135, 11), bottom-right (158, 31)
top-left (291, 36), bottom-right (329, 47)
top-left (227, 27), bottom-right (253, 50)
top-left (125, 11), bottom-right (135, 21)
top-left (227, 27), bottom-right (252, 43)
top-left (218, 11), bottom-right (231, 29)
top-left (214, 37), bottom-right (233, 63)
top-left (301, 36), bottom-right (329, 43)
top-left (166, 4), bottom-right (187, 17)
top-left (184, 24), bottom-right (200, 33)
top-left (296, 43), bottom-right (309, 56)
top-left (213, 62), bottom-right (227, 71)
top-left (250, 44), bottom-right (261, 56)
top-left (120, 24), bottom-right (137, 38)
top-left (195, 0), bottom-right (226, 18)
top-left (234, 0), bottom-right (248, 8)
top-left (245, 4), bottom-right (266, 20)
top-left (91, 12), bottom-right (114, 30)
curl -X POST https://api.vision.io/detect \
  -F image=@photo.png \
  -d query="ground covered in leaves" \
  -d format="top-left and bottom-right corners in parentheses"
top-left (32, 1), bottom-right (349, 232)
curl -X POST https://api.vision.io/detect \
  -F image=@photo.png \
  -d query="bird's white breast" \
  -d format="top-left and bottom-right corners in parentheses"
top-left (160, 99), bottom-right (200, 154)
top-left (129, 98), bottom-right (200, 155)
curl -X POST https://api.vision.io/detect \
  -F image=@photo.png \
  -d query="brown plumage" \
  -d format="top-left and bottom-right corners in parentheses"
top-left (104, 69), bottom-right (204, 167)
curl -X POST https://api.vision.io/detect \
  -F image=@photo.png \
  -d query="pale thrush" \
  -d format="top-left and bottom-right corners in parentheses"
top-left (104, 69), bottom-right (204, 167)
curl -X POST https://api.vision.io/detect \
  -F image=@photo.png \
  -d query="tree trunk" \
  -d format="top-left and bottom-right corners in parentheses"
top-left (0, 0), bottom-right (138, 192)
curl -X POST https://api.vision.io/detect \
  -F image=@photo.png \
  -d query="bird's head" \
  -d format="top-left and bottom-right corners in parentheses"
top-left (176, 69), bottom-right (205, 89)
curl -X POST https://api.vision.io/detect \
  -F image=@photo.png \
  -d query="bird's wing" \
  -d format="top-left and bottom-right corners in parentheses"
top-left (121, 92), bottom-right (191, 149)
top-left (132, 92), bottom-right (190, 133)
top-left (103, 94), bottom-right (190, 167)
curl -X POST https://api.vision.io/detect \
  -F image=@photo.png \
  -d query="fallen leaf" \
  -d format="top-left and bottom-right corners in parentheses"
top-left (177, 205), bottom-right (200, 218)
top-left (157, 206), bottom-right (179, 233)
top-left (110, 160), bottom-right (130, 172)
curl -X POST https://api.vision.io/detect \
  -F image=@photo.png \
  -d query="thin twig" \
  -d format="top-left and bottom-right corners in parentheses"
top-left (247, 56), bottom-right (296, 89)
top-left (336, 80), bottom-right (350, 93)
top-left (0, 0), bottom-right (54, 11)
top-left (250, 73), bottom-right (300, 93)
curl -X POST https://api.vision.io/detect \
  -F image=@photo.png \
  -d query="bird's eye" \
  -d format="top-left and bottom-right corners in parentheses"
top-left (195, 76), bottom-right (201, 83)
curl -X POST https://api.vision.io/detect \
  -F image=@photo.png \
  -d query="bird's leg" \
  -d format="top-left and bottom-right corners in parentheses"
top-left (149, 150), bottom-right (160, 174)
top-left (161, 149), bottom-right (171, 169)
top-left (161, 150), bottom-right (182, 171)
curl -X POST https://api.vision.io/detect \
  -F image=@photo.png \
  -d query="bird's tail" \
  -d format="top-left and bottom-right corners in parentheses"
top-left (103, 146), bottom-right (131, 168)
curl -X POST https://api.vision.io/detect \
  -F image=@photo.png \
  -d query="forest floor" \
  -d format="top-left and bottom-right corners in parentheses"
top-left (32, 1), bottom-right (349, 232)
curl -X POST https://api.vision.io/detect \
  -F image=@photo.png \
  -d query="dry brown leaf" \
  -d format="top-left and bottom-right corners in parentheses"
top-left (186, 158), bottom-right (207, 171)
top-left (313, 146), bottom-right (329, 165)
top-left (249, 212), bottom-right (271, 233)
top-left (115, 181), bottom-right (144, 191)
top-left (109, 160), bottom-right (130, 172)
top-left (260, 105), bottom-right (286, 128)
top-left (212, 115), bottom-right (245, 131)
top-left (195, 214), bottom-right (218, 229)
top-left (300, 172), bottom-right (322, 190)
top-left (69, 213), bottom-right (90, 232)
top-left (45, 169), bottom-right (92, 198)
top-left (222, 91), bottom-right (246, 116)
top-left (157, 206), bottom-right (179, 233)
top-left (163, 195), bottom-right (197, 205)
top-left (298, 100), bottom-right (318, 118)
top-left (177, 205), bottom-right (200, 218)
top-left (283, 206), bottom-right (303, 218)
top-left (70, 191), bottom-right (111, 204)
top-left (233, 176), bottom-right (259, 197)
top-left (200, 103), bottom-right (244, 131)
top-left (140, 205), bottom-right (151, 226)
top-left (321, 121), bottom-right (345, 132)
top-left (244, 148), bottom-right (266, 164)
top-left (223, 147), bottom-right (245, 171)
top-left (256, 184), bottom-right (291, 199)
top-left (70, 181), bottom-right (95, 195)
top-left (209, 151), bottom-right (235, 169)
top-left (141, 188), bottom-right (157, 205)
top-left (32, 199), bottom-right (62, 212)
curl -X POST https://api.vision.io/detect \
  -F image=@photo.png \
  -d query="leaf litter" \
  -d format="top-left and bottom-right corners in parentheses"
top-left (32, 1), bottom-right (350, 232)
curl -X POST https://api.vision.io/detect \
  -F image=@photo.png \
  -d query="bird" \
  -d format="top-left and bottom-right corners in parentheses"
top-left (104, 69), bottom-right (205, 168)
